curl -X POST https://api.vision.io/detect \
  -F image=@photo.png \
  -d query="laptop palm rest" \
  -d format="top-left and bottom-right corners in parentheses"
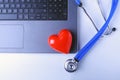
top-left (0, 24), bottom-right (24, 49)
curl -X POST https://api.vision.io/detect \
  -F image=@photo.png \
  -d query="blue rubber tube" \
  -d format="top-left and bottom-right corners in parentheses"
top-left (75, 0), bottom-right (81, 5)
top-left (74, 0), bottom-right (119, 61)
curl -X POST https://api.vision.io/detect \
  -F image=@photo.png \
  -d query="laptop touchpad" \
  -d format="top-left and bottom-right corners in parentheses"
top-left (0, 24), bottom-right (24, 49)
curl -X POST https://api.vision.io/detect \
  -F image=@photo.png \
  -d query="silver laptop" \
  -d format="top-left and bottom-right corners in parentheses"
top-left (0, 0), bottom-right (78, 53)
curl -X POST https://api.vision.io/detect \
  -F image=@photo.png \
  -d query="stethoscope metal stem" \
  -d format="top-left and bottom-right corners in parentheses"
top-left (97, 0), bottom-right (116, 35)
top-left (81, 5), bottom-right (99, 32)
top-left (79, 3), bottom-right (99, 32)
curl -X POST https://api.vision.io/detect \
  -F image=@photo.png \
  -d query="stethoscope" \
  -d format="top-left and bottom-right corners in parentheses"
top-left (64, 0), bottom-right (119, 72)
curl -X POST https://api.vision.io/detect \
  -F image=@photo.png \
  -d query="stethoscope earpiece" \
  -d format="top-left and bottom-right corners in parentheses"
top-left (112, 27), bottom-right (116, 32)
top-left (79, 2), bottom-right (82, 7)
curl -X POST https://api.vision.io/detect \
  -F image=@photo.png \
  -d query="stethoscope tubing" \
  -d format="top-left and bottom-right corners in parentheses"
top-left (74, 0), bottom-right (119, 62)
top-left (75, 0), bottom-right (81, 6)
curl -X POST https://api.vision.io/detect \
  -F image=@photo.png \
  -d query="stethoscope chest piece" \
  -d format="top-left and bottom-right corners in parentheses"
top-left (64, 59), bottom-right (78, 72)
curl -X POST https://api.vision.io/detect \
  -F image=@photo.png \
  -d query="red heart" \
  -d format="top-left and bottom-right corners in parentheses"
top-left (48, 29), bottom-right (72, 54)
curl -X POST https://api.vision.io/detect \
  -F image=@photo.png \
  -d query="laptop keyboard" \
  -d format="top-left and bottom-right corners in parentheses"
top-left (0, 0), bottom-right (68, 20)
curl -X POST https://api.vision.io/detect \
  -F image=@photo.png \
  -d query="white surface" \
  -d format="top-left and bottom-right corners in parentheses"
top-left (0, 0), bottom-right (120, 80)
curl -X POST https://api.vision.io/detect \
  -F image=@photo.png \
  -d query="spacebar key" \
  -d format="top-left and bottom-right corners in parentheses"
top-left (0, 14), bottom-right (17, 20)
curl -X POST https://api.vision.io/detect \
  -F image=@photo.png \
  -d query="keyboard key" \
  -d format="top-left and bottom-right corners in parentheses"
top-left (32, 4), bottom-right (37, 8)
top-left (42, 4), bottom-right (47, 8)
top-left (29, 16), bottom-right (34, 20)
top-left (58, 9), bottom-right (62, 13)
top-left (18, 14), bottom-right (23, 19)
top-left (26, 4), bottom-right (31, 8)
top-left (16, 4), bottom-right (20, 8)
top-left (7, 9), bottom-right (12, 13)
top-left (0, 0), bottom-right (3, 3)
top-left (31, 0), bottom-right (35, 3)
top-left (5, 4), bottom-right (9, 8)
top-left (24, 9), bottom-right (28, 13)
top-left (10, 4), bottom-right (15, 8)
top-left (48, 0), bottom-right (52, 2)
top-left (15, 0), bottom-right (20, 3)
top-left (48, 14), bottom-right (58, 20)
top-left (13, 9), bottom-right (17, 13)
top-left (41, 16), bottom-right (47, 20)
top-left (18, 9), bottom-right (23, 13)
top-left (10, 0), bottom-right (14, 3)
top-left (29, 14), bottom-right (35, 19)
top-left (0, 4), bottom-right (4, 8)
top-left (29, 9), bottom-right (34, 13)
top-left (35, 9), bottom-right (40, 13)
top-left (0, 14), bottom-right (17, 19)
top-left (2, 9), bottom-right (7, 13)
top-left (21, 4), bottom-right (26, 8)
top-left (36, 16), bottom-right (41, 20)
top-left (24, 14), bottom-right (29, 19)
top-left (26, 0), bottom-right (30, 2)
top-left (21, 0), bottom-right (25, 3)
top-left (4, 0), bottom-right (9, 3)
top-left (41, 14), bottom-right (47, 20)
top-left (58, 4), bottom-right (62, 7)
top-left (36, 14), bottom-right (41, 17)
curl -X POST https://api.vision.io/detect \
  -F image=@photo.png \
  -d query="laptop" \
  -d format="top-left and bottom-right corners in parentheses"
top-left (0, 0), bottom-right (78, 53)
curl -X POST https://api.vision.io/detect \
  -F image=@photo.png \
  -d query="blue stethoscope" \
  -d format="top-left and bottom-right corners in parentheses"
top-left (64, 0), bottom-right (119, 72)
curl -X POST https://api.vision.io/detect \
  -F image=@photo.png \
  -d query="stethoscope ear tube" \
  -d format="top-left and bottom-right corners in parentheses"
top-left (65, 0), bottom-right (119, 72)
